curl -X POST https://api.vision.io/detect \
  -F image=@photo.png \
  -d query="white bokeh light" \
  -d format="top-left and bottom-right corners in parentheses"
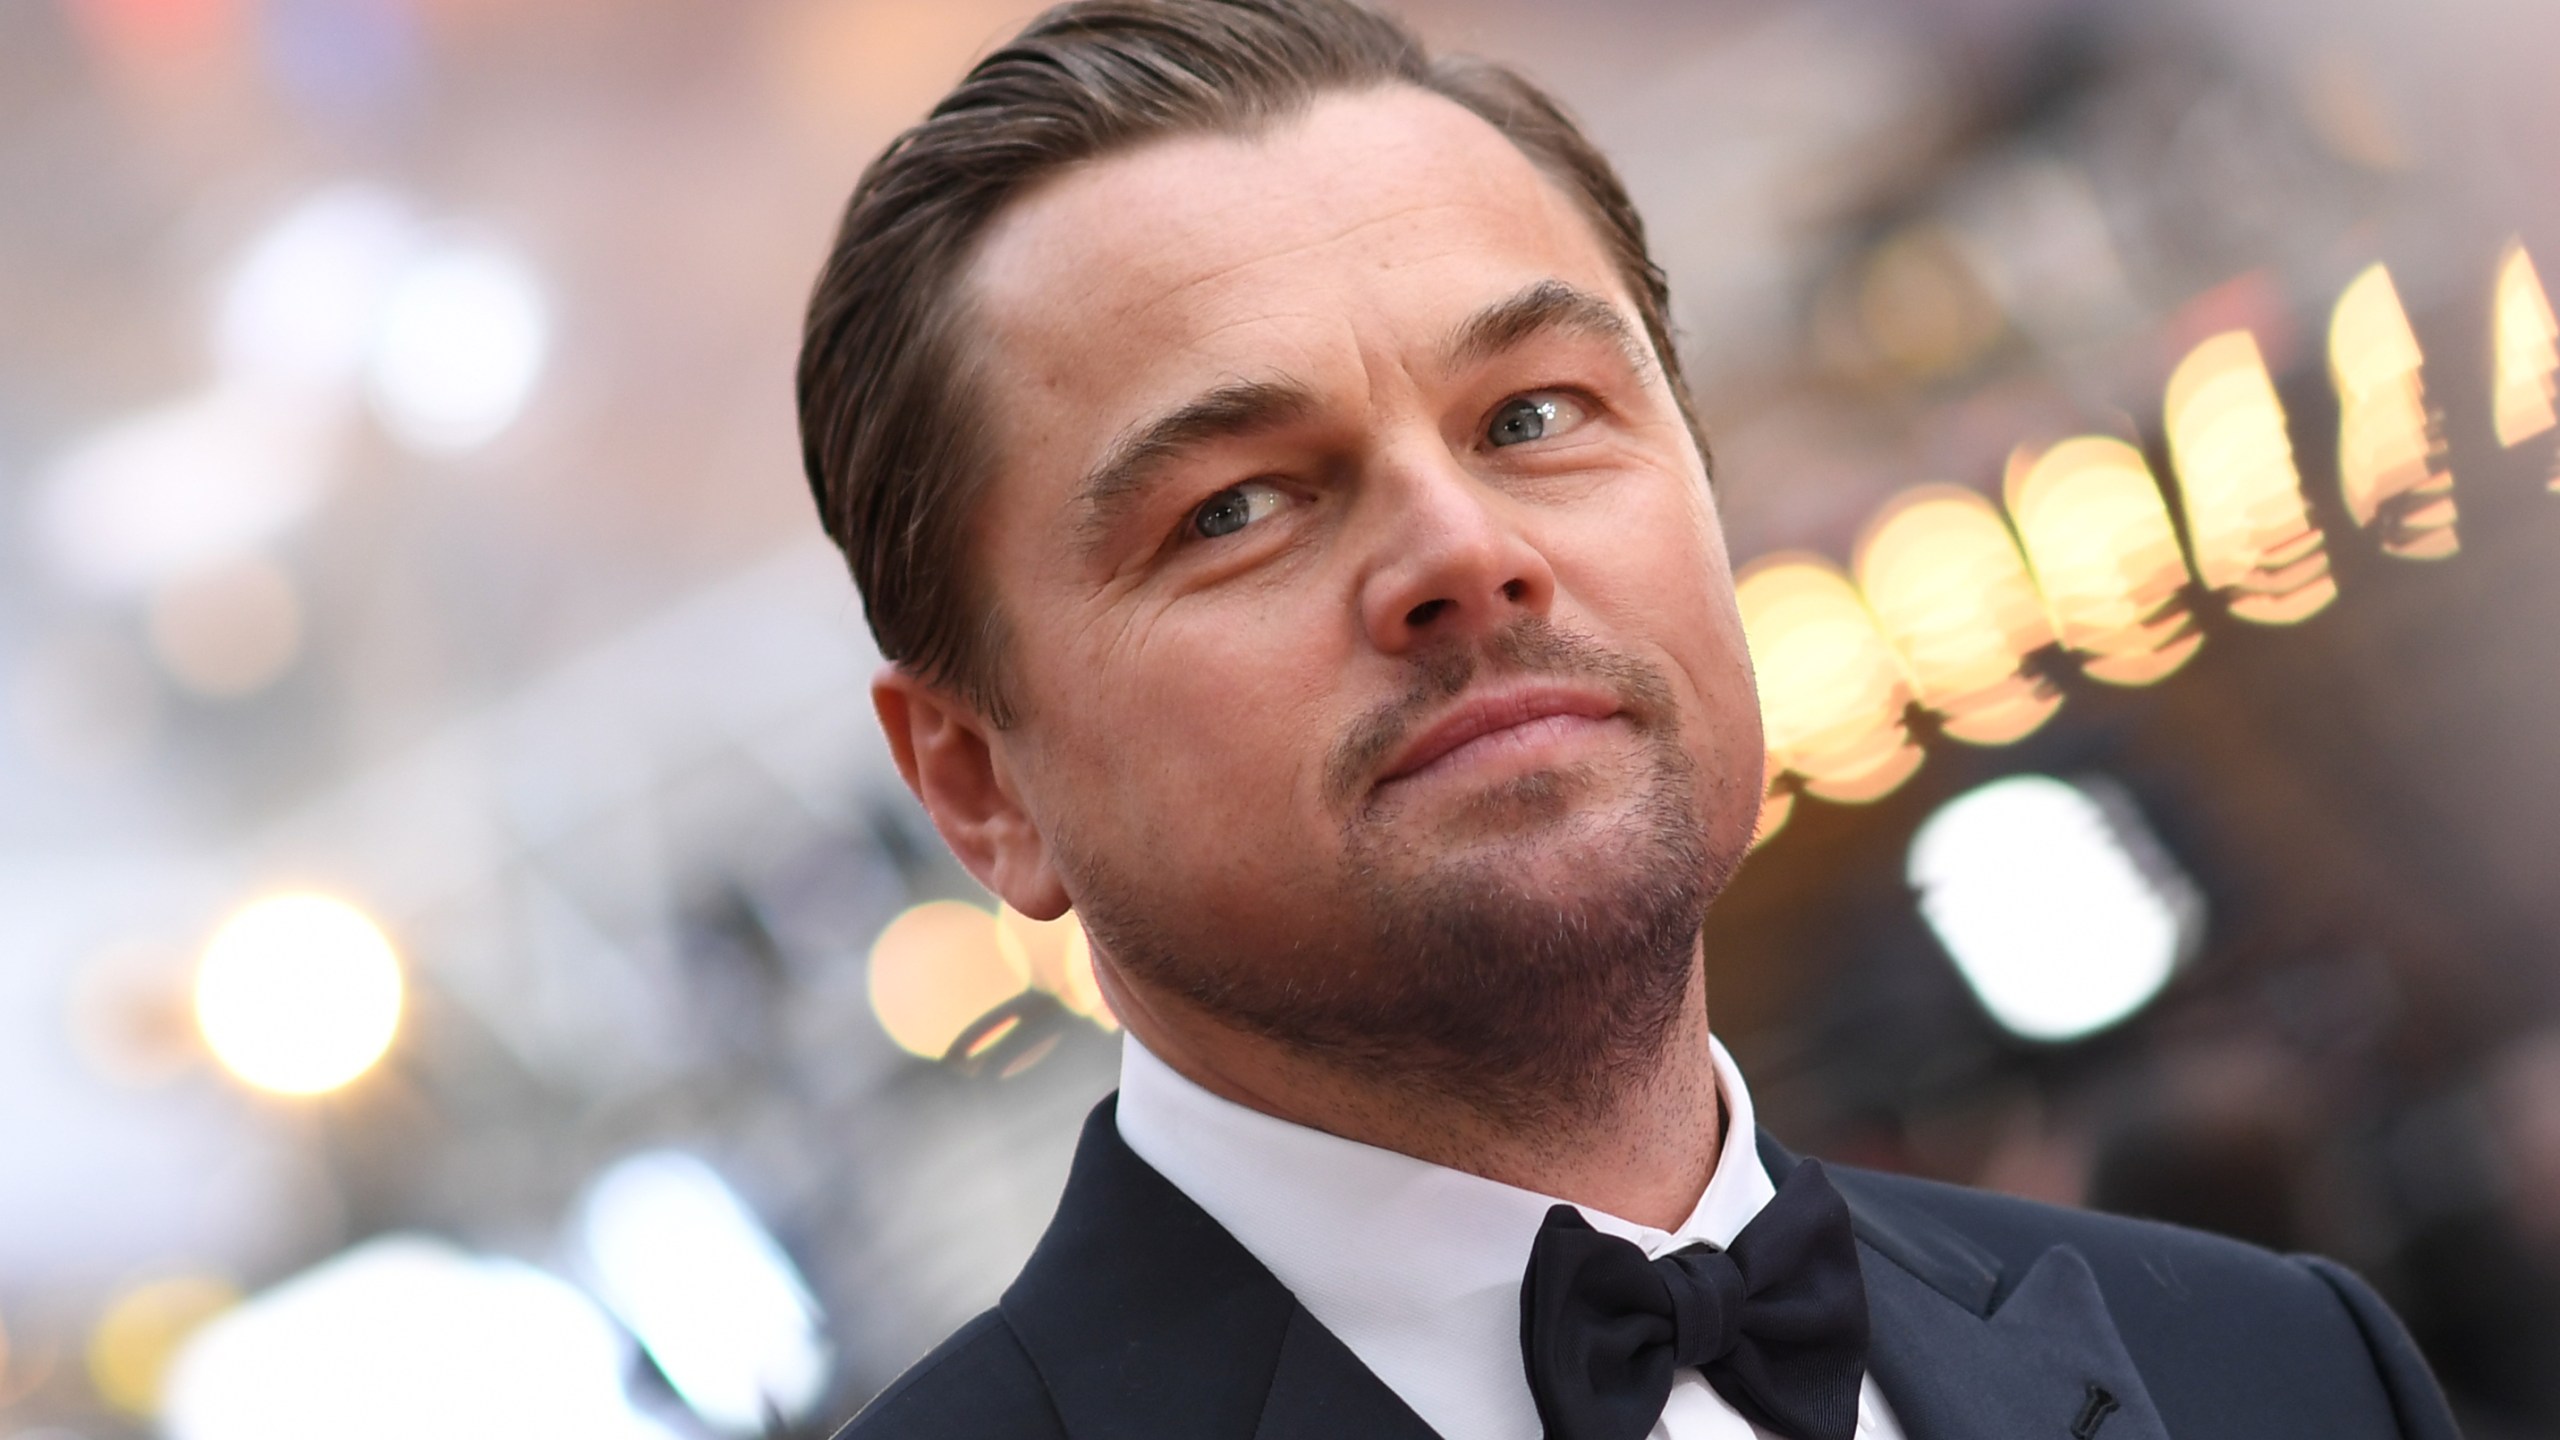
top-left (162, 1236), bottom-right (673, 1440)
top-left (194, 894), bottom-right (403, 1096)
top-left (366, 242), bottom-right (550, 453)
top-left (1908, 774), bottom-right (2202, 1042)
top-left (214, 184), bottom-right (423, 392)
top-left (36, 385), bottom-right (340, 593)
top-left (576, 1150), bottom-right (831, 1435)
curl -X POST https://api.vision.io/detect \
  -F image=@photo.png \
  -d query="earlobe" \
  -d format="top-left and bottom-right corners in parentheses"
top-left (870, 666), bottom-right (1070, 919)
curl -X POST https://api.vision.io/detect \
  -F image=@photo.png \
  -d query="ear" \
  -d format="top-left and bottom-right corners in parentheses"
top-left (872, 665), bottom-right (1071, 918)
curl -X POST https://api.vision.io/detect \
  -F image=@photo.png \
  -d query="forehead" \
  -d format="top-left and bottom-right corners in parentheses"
top-left (961, 84), bottom-right (1630, 423)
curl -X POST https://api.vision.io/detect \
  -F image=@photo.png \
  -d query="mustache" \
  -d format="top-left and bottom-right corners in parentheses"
top-left (1322, 617), bottom-right (1681, 808)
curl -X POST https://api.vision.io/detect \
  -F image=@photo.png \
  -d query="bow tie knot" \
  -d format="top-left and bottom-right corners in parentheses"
top-left (1660, 1247), bottom-right (1751, 1369)
top-left (1520, 1158), bottom-right (1870, 1440)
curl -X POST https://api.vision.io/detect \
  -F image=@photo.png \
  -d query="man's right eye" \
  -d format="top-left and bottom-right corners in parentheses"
top-left (1190, 480), bottom-right (1289, 540)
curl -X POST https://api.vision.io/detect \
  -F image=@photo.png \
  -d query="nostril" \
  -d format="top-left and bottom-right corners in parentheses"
top-left (1501, 578), bottom-right (1528, 602)
top-left (1405, 598), bottom-right (1450, 629)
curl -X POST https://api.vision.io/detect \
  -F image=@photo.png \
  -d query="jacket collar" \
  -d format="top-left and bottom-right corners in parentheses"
top-left (1000, 1098), bottom-right (1436, 1440)
top-left (1008, 1101), bottom-right (2170, 1440)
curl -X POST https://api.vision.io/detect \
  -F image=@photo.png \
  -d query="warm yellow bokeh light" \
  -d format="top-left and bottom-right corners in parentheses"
top-left (87, 1274), bottom-right (239, 1416)
top-left (195, 893), bottom-right (403, 1096)
top-left (1857, 222), bottom-right (2006, 381)
top-left (2164, 330), bottom-right (2335, 624)
top-left (2005, 436), bottom-right (2201, 685)
top-left (2330, 262), bottom-right (2457, 557)
top-left (2491, 240), bottom-right (2559, 460)
top-left (146, 558), bottom-right (305, 699)
top-left (1853, 486), bottom-right (2060, 745)
top-left (996, 904), bottom-right (1116, 1030)
top-left (1735, 554), bottom-right (1924, 804)
top-left (868, 900), bottom-right (1029, 1060)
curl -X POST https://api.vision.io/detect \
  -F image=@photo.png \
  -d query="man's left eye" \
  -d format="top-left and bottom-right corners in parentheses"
top-left (1486, 392), bottom-right (1588, 448)
top-left (1189, 479), bottom-right (1291, 540)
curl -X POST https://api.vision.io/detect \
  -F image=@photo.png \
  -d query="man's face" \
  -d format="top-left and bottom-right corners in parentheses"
top-left (954, 85), bottom-right (1763, 1105)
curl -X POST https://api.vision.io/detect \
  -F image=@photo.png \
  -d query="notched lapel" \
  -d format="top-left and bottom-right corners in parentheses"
top-left (1763, 1133), bottom-right (2166, 1440)
top-left (1250, 1305), bottom-right (1444, 1440)
top-left (1861, 1243), bottom-right (2170, 1440)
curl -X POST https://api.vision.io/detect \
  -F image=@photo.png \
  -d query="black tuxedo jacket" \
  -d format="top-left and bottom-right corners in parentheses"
top-left (835, 1099), bottom-right (2460, 1440)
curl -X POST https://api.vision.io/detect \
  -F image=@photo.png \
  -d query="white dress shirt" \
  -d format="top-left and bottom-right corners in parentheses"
top-left (1117, 1033), bottom-right (1906, 1440)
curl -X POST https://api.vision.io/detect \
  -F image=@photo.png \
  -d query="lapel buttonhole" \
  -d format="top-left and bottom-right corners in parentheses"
top-left (2069, 1383), bottom-right (2121, 1440)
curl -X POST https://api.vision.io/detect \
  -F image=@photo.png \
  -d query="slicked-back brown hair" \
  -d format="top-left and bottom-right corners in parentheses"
top-left (797, 0), bottom-right (1697, 725)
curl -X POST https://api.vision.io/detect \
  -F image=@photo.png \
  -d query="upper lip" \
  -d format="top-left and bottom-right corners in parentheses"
top-left (1375, 680), bottom-right (1624, 786)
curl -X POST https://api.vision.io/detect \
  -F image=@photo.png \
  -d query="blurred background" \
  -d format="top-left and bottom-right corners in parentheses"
top-left (4, 0), bottom-right (2559, 1435)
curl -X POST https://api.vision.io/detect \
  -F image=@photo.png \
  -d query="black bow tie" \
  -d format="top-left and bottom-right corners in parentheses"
top-left (1519, 1158), bottom-right (1870, 1440)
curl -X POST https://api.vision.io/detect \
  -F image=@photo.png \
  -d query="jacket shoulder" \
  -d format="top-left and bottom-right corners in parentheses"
top-left (1831, 1164), bottom-right (2456, 1440)
top-left (831, 1309), bottom-right (1068, 1440)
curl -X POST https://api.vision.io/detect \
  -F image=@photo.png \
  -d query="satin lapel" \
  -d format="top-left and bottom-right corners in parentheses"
top-left (1757, 1133), bottom-right (2167, 1440)
top-left (1251, 1305), bottom-right (1445, 1440)
top-left (1001, 1100), bottom-right (1300, 1440)
top-left (1861, 1241), bottom-right (2170, 1440)
top-left (1003, 1099), bottom-right (1444, 1440)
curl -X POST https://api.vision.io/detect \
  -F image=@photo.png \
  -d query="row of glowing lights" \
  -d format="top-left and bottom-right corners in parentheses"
top-left (175, 247), bottom-right (2560, 1100)
top-left (184, 892), bottom-right (1121, 1090)
top-left (1743, 243), bottom-right (2560, 844)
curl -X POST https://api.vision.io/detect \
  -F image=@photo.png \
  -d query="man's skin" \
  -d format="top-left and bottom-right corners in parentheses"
top-left (872, 84), bottom-right (1767, 1232)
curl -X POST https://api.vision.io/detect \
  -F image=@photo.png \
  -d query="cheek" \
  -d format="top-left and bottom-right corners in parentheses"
top-left (1554, 480), bottom-right (1759, 739)
top-left (1030, 591), bottom-right (1343, 857)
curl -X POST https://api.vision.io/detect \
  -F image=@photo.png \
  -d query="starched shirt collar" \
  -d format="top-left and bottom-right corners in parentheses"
top-left (1115, 1032), bottom-right (1781, 1440)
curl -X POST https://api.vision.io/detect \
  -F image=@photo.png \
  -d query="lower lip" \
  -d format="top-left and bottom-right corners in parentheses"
top-left (1382, 713), bottom-right (1620, 790)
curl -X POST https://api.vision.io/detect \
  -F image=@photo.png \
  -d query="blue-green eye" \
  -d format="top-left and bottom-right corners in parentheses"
top-left (1190, 479), bottom-right (1289, 540)
top-left (1487, 392), bottom-right (1587, 447)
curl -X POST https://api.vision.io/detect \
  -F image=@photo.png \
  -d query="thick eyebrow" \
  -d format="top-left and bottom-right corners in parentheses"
top-left (1072, 377), bottom-right (1321, 550)
top-left (1440, 278), bottom-right (1656, 382)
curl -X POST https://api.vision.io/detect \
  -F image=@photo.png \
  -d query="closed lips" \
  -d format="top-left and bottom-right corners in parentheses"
top-left (1376, 685), bottom-right (1624, 786)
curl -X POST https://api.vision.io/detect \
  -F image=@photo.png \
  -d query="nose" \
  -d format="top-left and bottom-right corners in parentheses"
top-left (1356, 446), bottom-right (1559, 656)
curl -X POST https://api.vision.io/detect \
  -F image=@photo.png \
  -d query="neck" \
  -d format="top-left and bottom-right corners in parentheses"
top-left (1107, 951), bottom-right (1725, 1232)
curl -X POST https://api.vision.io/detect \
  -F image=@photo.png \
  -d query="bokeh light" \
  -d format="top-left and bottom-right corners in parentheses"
top-left (1856, 222), bottom-right (2006, 381)
top-left (866, 900), bottom-right (1029, 1060)
top-left (1853, 485), bottom-right (2060, 744)
top-left (213, 185), bottom-right (421, 394)
top-left (2491, 241), bottom-right (2558, 463)
top-left (36, 386), bottom-right (341, 595)
top-left (2005, 436), bottom-right (2202, 685)
top-left (2330, 262), bottom-right (2458, 558)
top-left (194, 894), bottom-right (403, 1096)
top-left (85, 1275), bottom-right (239, 1418)
top-left (1909, 774), bottom-right (2202, 1042)
top-left (1736, 554), bottom-right (1925, 804)
top-left (576, 1150), bottom-right (829, 1436)
top-left (2164, 331), bottom-right (2336, 624)
top-left (162, 1237), bottom-right (665, 1440)
top-left (365, 241), bottom-right (551, 454)
top-left (146, 557), bottom-right (306, 699)
top-left (996, 904), bottom-right (1116, 1030)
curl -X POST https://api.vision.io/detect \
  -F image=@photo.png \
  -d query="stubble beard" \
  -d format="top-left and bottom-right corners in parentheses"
top-left (1069, 618), bottom-right (1750, 1139)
